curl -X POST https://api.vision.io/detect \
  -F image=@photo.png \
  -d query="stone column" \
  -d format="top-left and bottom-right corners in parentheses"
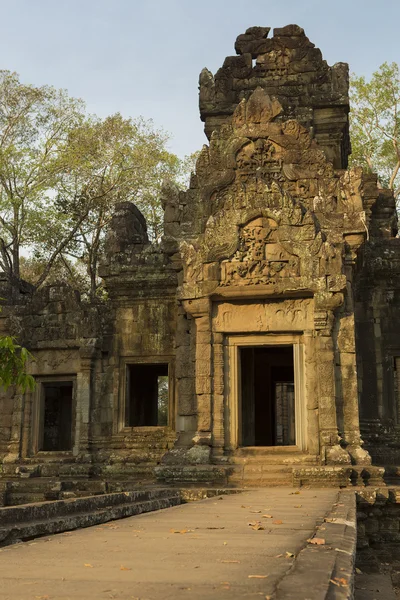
top-left (182, 299), bottom-right (212, 453)
top-left (212, 332), bottom-right (224, 459)
top-left (337, 311), bottom-right (371, 465)
top-left (314, 307), bottom-right (350, 465)
top-left (74, 345), bottom-right (96, 460)
top-left (3, 391), bottom-right (24, 464)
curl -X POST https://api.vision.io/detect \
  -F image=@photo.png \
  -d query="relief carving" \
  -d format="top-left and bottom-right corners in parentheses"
top-left (220, 217), bottom-right (299, 286)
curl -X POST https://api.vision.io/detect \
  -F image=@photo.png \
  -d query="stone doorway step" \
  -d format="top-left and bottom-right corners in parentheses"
top-left (226, 447), bottom-right (319, 487)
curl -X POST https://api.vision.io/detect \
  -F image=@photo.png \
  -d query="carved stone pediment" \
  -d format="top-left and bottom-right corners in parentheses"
top-left (220, 217), bottom-right (299, 286)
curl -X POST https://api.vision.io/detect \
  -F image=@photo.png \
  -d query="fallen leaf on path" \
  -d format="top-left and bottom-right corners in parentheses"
top-left (248, 521), bottom-right (265, 530)
top-left (290, 491), bottom-right (300, 495)
top-left (120, 566), bottom-right (132, 571)
top-left (250, 510), bottom-right (262, 514)
top-left (294, 505), bottom-right (302, 508)
top-left (308, 537), bottom-right (325, 545)
top-left (272, 520), bottom-right (283, 525)
top-left (248, 575), bottom-right (268, 579)
top-left (241, 505), bottom-right (250, 508)
top-left (223, 541), bottom-right (228, 545)
top-left (84, 564), bottom-right (93, 568)
top-left (262, 514), bottom-right (273, 519)
top-left (285, 552), bottom-right (295, 558)
top-left (170, 529), bottom-right (193, 534)
top-left (220, 560), bottom-right (240, 563)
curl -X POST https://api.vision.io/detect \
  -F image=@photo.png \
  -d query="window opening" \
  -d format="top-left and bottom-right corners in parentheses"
top-left (125, 364), bottom-right (169, 427)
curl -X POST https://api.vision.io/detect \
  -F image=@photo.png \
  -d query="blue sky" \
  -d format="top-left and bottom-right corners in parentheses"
top-left (1, 0), bottom-right (399, 158)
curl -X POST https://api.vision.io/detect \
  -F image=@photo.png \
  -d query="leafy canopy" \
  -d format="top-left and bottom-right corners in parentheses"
top-left (350, 62), bottom-right (400, 202)
top-left (0, 335), bottom-right (34, 392)
top-left (0, 70), bottom-right (189, 297)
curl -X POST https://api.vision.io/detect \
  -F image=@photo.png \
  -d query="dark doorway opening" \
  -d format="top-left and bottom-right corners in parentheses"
top-left (41, 382), bottom-right (73, 451)
top-left (125, 364), bottom-right (169, 427)
top-left (240, 346), bottom-right (295, 446)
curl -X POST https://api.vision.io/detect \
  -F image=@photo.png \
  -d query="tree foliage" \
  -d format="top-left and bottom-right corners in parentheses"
top-left (0, 335), bottom-right (34, 392)
top-left (350, 62), bottom-right (400, 203)
top-left (0, 70), bottom-right (189, 297)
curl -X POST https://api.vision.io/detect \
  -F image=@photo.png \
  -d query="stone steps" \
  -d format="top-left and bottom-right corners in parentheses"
top-left (228, 464), bottom-right (294, 487)
top-left (0, 488), bottom-right (181, 546)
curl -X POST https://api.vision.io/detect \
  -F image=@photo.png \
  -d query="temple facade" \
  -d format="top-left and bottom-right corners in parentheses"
top-left (1, 25), bottom-right (399, 502)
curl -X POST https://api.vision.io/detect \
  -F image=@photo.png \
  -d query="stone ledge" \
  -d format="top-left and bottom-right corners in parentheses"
top-left (0, 488), bottom-right (180, 546)
top-left (275, 490), bottom-right (356, 599)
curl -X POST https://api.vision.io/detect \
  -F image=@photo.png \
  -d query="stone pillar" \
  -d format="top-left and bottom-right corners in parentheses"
top-left (212, 332), bottom-right (224, 458)
top-left (4, 391), bottom-right (24, 464)
top-left (337, 312), bottom-right (371, 465)
top-left (74, 345), bottom-right (96, 459)
top-left (175, 306), bottom-right (196, 434)
top-left (314, 307), bottom-right (350, 465)
top-left (182, 299), bottom-right (212, 451)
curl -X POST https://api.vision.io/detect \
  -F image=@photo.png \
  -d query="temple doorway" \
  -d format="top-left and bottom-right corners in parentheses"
top-left (240, 346), bottom-right (295, 447)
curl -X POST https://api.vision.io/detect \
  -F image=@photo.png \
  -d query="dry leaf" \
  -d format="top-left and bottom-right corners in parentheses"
top-left (285, 551), bottom-right (295, 558)
top-left (84, 563), bottom-right (93, 568)
top-left (273, 520), bottom-right (283, 525)
top-left (120, 566), bottom-right (132, 571)
top-left (308, 537), bottom-right (325, 545)
top-left (248, 521), bottom-right (265, 531)
top-left (248, 575), bottom-right (268, 579)
top-left (294, 505), bottom-right (302, 508)
top-left (262, 514), bottom-right (273, 519)
top-left (220, 560), bottom-right (240, 563)
top-left (223, 541), bottom-right (228, 545)
top-left (250, 510), bottom-right (262, 514)
top-left (241, 505), bottom-right (250, 508)
top-left (290, 491), bottom-right (300, 495)
top-left (170, 528), bottom-right (193, 534)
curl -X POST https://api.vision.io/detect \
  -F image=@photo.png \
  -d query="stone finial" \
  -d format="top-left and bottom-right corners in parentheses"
top-left (104, 201), bottom-right (149, 255)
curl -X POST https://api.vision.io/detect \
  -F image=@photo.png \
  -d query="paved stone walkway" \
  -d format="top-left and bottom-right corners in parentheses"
top-left (0, 488), bottom-right (340, 600)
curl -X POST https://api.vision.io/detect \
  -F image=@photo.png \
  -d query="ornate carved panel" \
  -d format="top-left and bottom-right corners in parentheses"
top-left (220, 217), bottom-right (299, 286)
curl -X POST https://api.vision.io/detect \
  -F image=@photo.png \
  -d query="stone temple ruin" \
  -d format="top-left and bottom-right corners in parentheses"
top-left (0, 24), bottom-right (399, 504)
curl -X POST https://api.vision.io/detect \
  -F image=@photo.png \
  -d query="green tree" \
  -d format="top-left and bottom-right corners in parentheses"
top-left (0, 70), bottom-right (85, 286)
top-left (350, 62), bottom-right (400, 204)
top-left (0, 335), bottom-right (34, 392)
top-left (55, 114), bottom-right (181, 298)
top-left (0, 71), bottom-right (185, 297)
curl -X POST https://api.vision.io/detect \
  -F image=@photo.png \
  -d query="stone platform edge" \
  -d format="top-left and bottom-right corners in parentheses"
top-left (275, 490), bottom-right (356, 599)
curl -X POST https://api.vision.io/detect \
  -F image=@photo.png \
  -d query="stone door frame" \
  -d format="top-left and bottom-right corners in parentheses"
top-left (30, 375), bottom-right (77, 456)
top-left (224, 334), bottom-right (306, 451)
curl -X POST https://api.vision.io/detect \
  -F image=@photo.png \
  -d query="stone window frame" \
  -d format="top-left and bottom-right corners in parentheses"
top-left (117, 357), bottom-right (175, 433)
top-left (31, 375), bottom-right (77, 456)
top-left (224, 334), bottom-right (306, 451)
